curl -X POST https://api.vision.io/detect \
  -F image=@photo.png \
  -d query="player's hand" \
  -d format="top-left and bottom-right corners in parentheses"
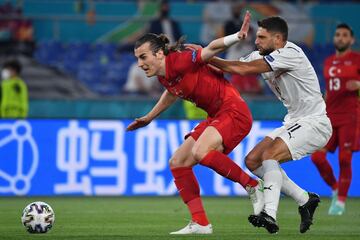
top-left (126, 116), bottom-right (152, 131)
top-left (185, 43), bottom-right (203, 51)
top-left (238, 10), bottom-right (251, 40)
top-left (346, 80), bottom-right (360, 91)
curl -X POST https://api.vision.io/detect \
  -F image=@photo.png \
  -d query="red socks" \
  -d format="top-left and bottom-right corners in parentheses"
top-left (187, 198), bottom-right (209, 226)
top-left (200, 150), bottom-right (258, 188)
top-left (338, 150), bottom-right (352, 202)
top-left (170, 150), bottom-right (262, 226)
top-left (311, 151), bottom-right (338, 190)
top-left (171, 167), bottom-right (209, 226)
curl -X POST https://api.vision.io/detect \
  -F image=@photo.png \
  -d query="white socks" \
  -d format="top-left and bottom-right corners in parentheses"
top-left (279, 168), bottom-right (309, 206)
top-left (253, 165), bottom-right (309, 207)
top-left (262, 160), bottom-right (282, 220)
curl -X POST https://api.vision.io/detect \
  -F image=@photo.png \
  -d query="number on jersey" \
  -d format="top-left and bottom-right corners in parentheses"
top-left (329, 78), bottom-right (340, 91)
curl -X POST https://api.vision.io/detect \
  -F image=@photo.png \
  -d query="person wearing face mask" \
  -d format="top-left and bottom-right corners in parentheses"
top-left (0, 59), bottom-right (28, 118)
top-left (148, 0), bottom-right (182, 45)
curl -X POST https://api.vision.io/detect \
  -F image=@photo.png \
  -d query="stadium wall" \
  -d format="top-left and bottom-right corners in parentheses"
top-left (0, 119), bottom-right (359, 197)
top-left (27, 99), bottom-right (287, 120)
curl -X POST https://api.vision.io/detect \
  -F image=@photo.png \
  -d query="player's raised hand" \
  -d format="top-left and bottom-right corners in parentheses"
top-left (126, 116), bottom-right (152, 131)
top-left (238, 10), bottom-right (251, 40)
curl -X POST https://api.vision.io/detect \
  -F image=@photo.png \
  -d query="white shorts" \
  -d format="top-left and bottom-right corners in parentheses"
top-left (267, 115), bottom-right (332, 160)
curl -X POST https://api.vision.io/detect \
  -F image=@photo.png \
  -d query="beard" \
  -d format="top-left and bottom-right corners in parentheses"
top-left (258, 47), bottom-right (275, 56)
top-left (335, 42), bottom-right (351, 52)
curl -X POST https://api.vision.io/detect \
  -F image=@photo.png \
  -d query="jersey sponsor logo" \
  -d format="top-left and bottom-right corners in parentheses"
top-left (265, 55), bottom-right (275, 62)
top-left (191, 50), bottom-right (197, 63)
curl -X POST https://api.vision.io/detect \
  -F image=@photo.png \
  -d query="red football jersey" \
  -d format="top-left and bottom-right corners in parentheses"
top-left (158, 49), bottom-right (244, 117)
top-left (324, 51), bottom-right (360, 124)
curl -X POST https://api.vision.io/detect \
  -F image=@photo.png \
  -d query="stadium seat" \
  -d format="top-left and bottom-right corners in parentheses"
top-left (34, 40), bottom-right (64, 65)
top-left (77, 62), bottom-right (103, 86)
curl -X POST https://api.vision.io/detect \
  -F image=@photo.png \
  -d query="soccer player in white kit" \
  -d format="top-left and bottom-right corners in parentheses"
top-left (209, 16), bottom-right (332, 234)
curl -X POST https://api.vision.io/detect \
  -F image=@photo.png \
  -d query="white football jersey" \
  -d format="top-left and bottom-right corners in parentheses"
top-left (240, 41), bottom-right (326, 123)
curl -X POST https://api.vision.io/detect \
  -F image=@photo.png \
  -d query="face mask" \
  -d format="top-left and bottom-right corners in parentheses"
top-left (1, 69), bottom-right (11, 80)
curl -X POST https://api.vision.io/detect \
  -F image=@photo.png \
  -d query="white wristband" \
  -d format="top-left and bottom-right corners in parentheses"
top-left (223, 32), bottom-right (240, 46)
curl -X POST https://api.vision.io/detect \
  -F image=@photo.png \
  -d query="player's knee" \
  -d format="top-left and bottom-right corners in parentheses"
top-left (169, 156), bottom-right (185, 168)
top-left (245, 153), bottom-right (260, 171)
top-left (261, 148), bottom-right (277, 161)
top-left (311, 151), bottom-right (326, 164)
top-left (191, 144), bottom-right (208, 163)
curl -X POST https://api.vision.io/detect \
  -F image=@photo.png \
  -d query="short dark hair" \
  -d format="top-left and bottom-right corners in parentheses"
top-left (3, 59), bottom-right (22, 74)
top-left (336, 23), bottom-right (354, 37)
top-left (257, 16), bottom-right (288, 41)
top-left (135, 33), bottom-right (185, 55)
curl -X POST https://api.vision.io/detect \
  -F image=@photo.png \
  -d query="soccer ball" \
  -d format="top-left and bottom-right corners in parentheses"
top-left (21, 201), bottom-right (55, 233)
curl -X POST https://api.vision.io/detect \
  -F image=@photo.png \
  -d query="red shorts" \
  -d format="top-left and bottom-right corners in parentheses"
top-left (326, 121), bottom-right (360, 152)
top-left (185, 99), bottom-right (252, 154)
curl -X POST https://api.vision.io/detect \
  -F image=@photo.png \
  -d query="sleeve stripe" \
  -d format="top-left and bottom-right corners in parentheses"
top-left (263, 57), bottom-right (274, 71)
top-left (287, 47), bottom-right (300, 53)
top-left (196, 48), bottom-right (204, 64)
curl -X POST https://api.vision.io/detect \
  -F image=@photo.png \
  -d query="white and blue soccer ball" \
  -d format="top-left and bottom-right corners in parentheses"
top-left (21, 201), bottom-right (55, 233)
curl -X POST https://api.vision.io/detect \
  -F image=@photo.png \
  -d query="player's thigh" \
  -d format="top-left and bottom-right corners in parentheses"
top-left (192, 126), bottom-right (224, 161)
top-left (262, 137), bottom-right (292, 163)
top-left (197, 107), bottom-right (251, 157)
top-left (269, 116), bottom-right (332, 160)
top-left (169, 136), bottom-right (197, 168)
top-left (245, 136), bottom-right (274, 170)
top-left (338, 123), bottom-right (358, 151)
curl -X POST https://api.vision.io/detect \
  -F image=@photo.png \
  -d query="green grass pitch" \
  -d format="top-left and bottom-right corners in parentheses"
top-left (0, 196), bottom-right (359, 240)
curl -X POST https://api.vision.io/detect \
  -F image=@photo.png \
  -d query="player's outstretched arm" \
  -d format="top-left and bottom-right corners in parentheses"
top-left (126, 90), bottom-right (177, 131)
top-left (209, 57), bottom-right (271, 75)
top-left (200, 10), bottom-right (251, 62)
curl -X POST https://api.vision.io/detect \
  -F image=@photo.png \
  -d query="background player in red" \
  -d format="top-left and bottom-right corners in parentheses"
top-left (127, 12), bottom-right (264, 235)
top-left (311, 23), bottom-right (360, 215)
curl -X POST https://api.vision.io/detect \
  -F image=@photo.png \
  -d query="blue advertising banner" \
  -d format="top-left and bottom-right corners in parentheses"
top-left (0, 119), bottom-right (359, 197)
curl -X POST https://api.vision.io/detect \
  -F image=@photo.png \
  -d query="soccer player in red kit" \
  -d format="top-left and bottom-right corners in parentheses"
top-left (127, 12), bottom-right (264, 235)
top-left (311, 23), bottom-right (360, 215)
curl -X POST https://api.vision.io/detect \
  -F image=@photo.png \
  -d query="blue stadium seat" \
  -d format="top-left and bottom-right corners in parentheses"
top-left (103, 63), bottom-right (129, 90)
top-left (89, 43), bottom-right (120, 65)
top-left (34, 40), bottom-right (64, 66)
top-left (77, 62), bottom-right (103, 86)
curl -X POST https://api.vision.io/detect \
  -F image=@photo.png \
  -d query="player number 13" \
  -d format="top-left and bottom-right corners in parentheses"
top-left (329, 78), bottom-right (340, 91)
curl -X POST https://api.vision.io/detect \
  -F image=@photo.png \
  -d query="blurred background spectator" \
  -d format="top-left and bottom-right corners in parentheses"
top-left (0, 59), bottom-right (28, 118)
top-left (220, 2), bottom-right (263, 95)
top-left (148, 0), bottom-right (182, 44)
top-left (0, 0), bottom-right (33, 42)
top-left (124, 61), bottom-right (162, 97)
top-left (200, 0), bottom-right (231, 44)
